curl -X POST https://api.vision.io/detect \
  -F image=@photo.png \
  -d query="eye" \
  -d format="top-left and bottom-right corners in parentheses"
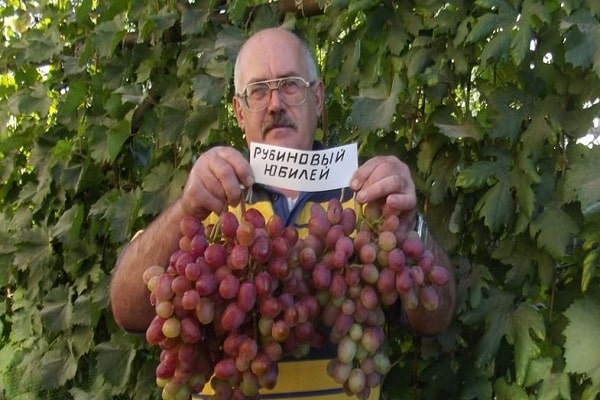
top-left (247, 83), bottom-right (269, 99)
top-left (280, 78), bottom-right (302, 94)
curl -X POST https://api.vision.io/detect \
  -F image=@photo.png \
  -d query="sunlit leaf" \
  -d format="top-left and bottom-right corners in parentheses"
top-left (93, 15), bottom-right (126, 58)
top-left (435, 118), bottom-right (483, 141)
top-left (493, 377), bottom-right (528, 400)
top-left (564, 296), bottom-right (600, 387)
top-left (562, 144), bottom-right (600, 210)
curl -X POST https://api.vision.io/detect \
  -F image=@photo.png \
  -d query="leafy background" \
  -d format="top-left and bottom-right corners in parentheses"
top-left (1, 0), bottom-right (600, 399)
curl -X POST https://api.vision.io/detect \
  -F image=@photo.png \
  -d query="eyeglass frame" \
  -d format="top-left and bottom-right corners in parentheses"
top-left (236, 76), bottom-right (317, 112)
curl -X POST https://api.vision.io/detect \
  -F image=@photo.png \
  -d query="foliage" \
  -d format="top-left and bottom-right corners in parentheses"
top-left (1, 0), bottom-right (600, 399)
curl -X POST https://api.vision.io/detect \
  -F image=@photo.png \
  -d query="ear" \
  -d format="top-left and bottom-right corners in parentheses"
top-left (233, 96), bottom-right (245, 132)
top-left (314, 80), bottom-right (325, 118)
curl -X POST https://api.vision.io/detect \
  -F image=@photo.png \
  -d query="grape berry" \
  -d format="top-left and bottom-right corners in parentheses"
top-left (144, 201), bottom-right (450, 400)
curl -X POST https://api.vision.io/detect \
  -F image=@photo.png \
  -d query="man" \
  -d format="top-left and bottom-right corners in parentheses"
top-left (110, 27), bottom-right (456, 399)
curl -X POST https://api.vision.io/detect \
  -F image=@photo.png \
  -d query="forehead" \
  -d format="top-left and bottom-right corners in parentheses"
top-left (237, 31), bottom-right (309, 85)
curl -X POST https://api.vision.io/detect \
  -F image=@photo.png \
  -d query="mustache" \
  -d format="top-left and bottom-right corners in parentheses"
top-left (261, 113), bottom-right (297, 137)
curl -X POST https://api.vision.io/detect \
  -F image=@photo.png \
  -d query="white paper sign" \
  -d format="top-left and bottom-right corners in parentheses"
top-left (249, 142), bottom-right (358, 192)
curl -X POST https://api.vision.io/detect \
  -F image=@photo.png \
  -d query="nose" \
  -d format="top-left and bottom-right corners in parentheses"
top-left (266, 86), bottom-right (284, 112)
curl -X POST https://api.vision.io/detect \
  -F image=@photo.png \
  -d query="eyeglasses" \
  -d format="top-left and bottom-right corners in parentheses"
top-left (237, 76), bottom-right (316, 112)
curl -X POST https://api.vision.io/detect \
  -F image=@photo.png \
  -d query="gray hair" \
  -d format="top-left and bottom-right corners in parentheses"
top-left (233, 29), bottom-right (319, 94)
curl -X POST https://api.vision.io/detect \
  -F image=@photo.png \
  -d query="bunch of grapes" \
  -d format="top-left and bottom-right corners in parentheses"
top-left (301, 200), bottom-right (450, 399)
top-left (143, 209), bottom-right (327, 400)
top-left (143, 199), bottom-right (450, 400)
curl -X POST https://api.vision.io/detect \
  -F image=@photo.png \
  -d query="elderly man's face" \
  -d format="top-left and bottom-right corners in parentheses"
top-left (233, 29), bottom-right (324, 151)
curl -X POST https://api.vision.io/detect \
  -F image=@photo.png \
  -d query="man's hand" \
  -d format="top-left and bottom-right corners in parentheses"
top-left (350, 155), bottom-right (418, 226)
top-left (180, 146), bottom-right (255, 219)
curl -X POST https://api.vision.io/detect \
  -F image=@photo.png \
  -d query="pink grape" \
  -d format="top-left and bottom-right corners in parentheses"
top-left (266, 214), bottom-right (284, 238)
top-left (219, 211), bottom-right (239, 239)
top-left (181, 289), bottom-right (200, 311)
top-left (360, 263), bottom-right (379, 284)
top-left (251, 235), bottom-right (272, 263)
top-left (204, 243), bottom-right (227, 268)
top-left (347, 368), bottom-right (366, 394)
top-left (179, 215), bottom-right (203, 238)
top-left (189, 234), bottom-right (208, 257)
top-left (156, 301), bottom-right (175, 319)
top-left (236, 220), bottom-right (256, 247)
top-left (195, 272), bottom-right (218, 296)
top-left (335, 236), bottom-right (354, 258)
top-left (377, 230), bottom-right (397, 252)
top-left (429, 265), bottom-right (450, 285)
top-left (419, 285), bottom-right (440, 311)
top-left (271, 320), bottom-right (290, 342)
top-left (254, 271), bottom-right (273, 297)
top-left (402, 233), bottom-right (425, 260)
top-left (410, 265), bottom-right (425, 286)
top-left (146, 316), bottom-right (166, 344)
top-left (237, 281), bottom-right (257, 312)
top-left (339, 208), bottom-right (357, 235)
top-left (243, 208), bottom-right (266, 228)
top-left (171, 275), bottom-right (192, 295)
top-left (358, 243), bottom-right (377, 264)
top-left (180, 316), bottom-right (201, 344)
top-left (214, 358), bottom-right (237, 380)
top-left (359, 286), bottom-right (378, 310)
top-left (395, 268), bottom-right (413, 293)
top-left (143, 265), bottom-right (165, 285)
top-left (192, 302), bottom-right (213, 329)
top-left (387, 248), bottom-right (406, 271)
top-left (221, 302), bottom-right (245, 332)
top-left (312, 263), bottom-right (332, 289)
top-left (229, 244), bottom-right (249, 270)
top-left (376, 267), bottom-right (396, 294)
top-left (218, 273), bottom-right (240, 300)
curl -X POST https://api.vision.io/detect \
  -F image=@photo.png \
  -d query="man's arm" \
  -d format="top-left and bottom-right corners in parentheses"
top-left (110, 200), bottom-right (187, 333)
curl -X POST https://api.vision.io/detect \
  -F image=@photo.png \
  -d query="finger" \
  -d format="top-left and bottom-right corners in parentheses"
top-left (208, 149), bottom-right (253, 206)
top-left (381, 192), bottom-right (417, 217)
top-left (349, 157), bottom-right (380, 192)
top-left (215, 147), bottom-right (255, 188)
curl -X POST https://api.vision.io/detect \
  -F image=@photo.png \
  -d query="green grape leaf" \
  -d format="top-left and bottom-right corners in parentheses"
top-left (493, 377), bottom-right (528, 400)
top-left (476, 176), bottom-right (514, 232)
top-left (95, 341), bottom-right (136, 388)
top-left (564, 296), bottom-right (600, 387)
top-left (40, 348), bottom-right (78, 389)
top-left (506, 303), bottom-right (546, 385)
top-left (456, 160), bottom-right (502, 189)
top-left (530, 206), bottom-right (579, 259)
top-left (562, 144), bottom-right (600, 210)
top-left (40, 286), bottom-right (72, 333)
top-left (350, 77), bottom-right (402, 131)
top-left (51, 204), bottom-right (84, 247)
